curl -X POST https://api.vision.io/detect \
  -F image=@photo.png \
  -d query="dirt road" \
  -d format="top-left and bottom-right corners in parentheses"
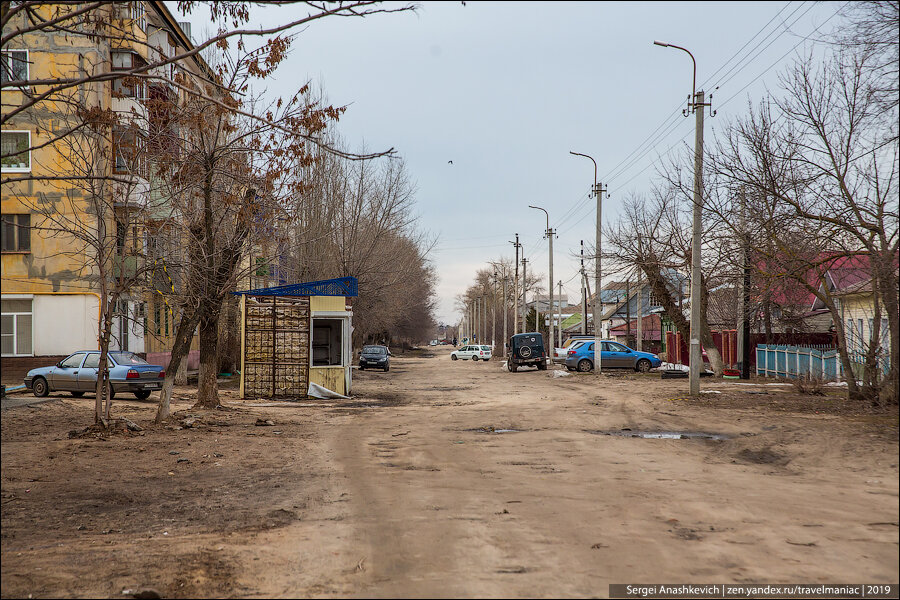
top-left (2, 346), bottom-right (898, 598)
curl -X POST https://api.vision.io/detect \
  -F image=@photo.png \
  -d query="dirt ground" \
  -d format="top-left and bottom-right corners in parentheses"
top-left (2, 346), bottom-right (898, 599)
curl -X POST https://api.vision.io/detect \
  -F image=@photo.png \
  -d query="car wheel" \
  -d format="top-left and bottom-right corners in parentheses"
top-left (71, 391), bottom-right (85, 397)
top-left (577, 359), bottom-right (593, 372)
top-left (472, 356), bottom-right (479, 361)
top-left (134, 390), bottom-right (151, 400)
top-left (636, 359), bottom-right (652, 373)
top-left (99, 383), bottom-right (116, 401)
top-left (383, 364), bottom-right (389, 372)
top-left (508, 362), bottom-right (517, 372)
top-left (32, 377), bottom-right (49, 397)
top-left (451, 355), bottom-right (458, 361)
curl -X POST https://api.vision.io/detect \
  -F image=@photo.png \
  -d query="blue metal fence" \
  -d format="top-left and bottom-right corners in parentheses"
top-left (756, 344), bottom-right (842, 381)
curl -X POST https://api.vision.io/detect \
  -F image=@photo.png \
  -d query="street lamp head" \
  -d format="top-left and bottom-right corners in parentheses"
top-left (653, 40), bottom-right (669, 47)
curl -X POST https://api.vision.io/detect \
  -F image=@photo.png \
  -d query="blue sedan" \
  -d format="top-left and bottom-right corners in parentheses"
top-left (24, 351), bottom-right (165, 400)
top-left (564, 340), bottom-right (662, 373)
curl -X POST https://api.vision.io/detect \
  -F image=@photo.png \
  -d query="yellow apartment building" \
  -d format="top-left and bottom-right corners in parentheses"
top-left (2, 2), bottom-right (206, 378)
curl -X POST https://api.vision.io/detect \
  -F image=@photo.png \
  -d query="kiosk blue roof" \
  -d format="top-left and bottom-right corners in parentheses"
top-left (234, 276), bottom-right (358, 297)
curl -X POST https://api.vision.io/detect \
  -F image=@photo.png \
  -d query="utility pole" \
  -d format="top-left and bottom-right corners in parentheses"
top-left (509, 235), bottom-right (521, 336)
top-left (529, 205), bottom-right (554, 362)
top-left (593, 181), bottom-right (606, 375)
top-left (581, 240), bottom-right (587, 335)
top-left (654, 40), bottom-right (712, 397)
top-left (737, 188), bottom-right (751, 378)
top-left (626, 278), bottom-right (632, 348)
top-left (689, 89), bottom-right (707, 396)
top-left (637, 271), bottom-right (643, 352)
top-left (491, 271), bottom-right (497, 352)
top-left (502, 274), bottom-right (508, 357)
top-left (558, 280), bottom-right (563, 348)
top-left (521, 256), bottom-right (528, 333)
top-left (570, 151), bottom-right (604, 377)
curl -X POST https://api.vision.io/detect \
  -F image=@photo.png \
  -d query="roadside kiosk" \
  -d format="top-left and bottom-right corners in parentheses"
top-left (234, 277), bottom-right (357, 399)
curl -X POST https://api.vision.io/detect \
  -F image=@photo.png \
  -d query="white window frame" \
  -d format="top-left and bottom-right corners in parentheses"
top-left (1, 296), bottom-right (33, 357)
top-left (1, 49), bottom-right (29, 86)
top-left (130, 2), bottom-right (146, 32)
top-left (1, 130), bottom-right (31, 172)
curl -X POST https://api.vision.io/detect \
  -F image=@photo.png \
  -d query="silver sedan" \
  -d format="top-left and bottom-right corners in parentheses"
top-left (24, 351), bottom-right (165, 400)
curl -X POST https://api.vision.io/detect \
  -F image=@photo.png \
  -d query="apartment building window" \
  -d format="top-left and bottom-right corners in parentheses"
top-left (1, 299), bottom-right (33, 356)
top-left (1, 130), bottom-right (30, 172)
top-left (112, 126), bottom-right (146, 176)
top-left (112, 51), bottom-right (148, 99)
top-left (0, 49), bottom-right (28, 85)
top-left (1, 214), bottom-right (31, 252)
top-left (130, 2), bottom-right (146, 31)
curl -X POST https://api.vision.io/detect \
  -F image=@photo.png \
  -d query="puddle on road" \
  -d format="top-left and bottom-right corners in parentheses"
top-left (468, 427), bottom-right (524, 434)
top-left (586, 429), bottom-right (730, 440)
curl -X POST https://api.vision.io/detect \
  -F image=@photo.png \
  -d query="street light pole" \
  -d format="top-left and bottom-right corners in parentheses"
top-left (492, 270), bottom-right (498, 352)
top-left (570, 151), bottom-right (605, 376)
top-left (529, 205), bottom-right (554, 364)
top-left (654, 40), bottom-right (710, 398)
top-left (502, 273), bottom-right (508, 357)
top-left (509, 235), bottom-right (521, 336)
top-left (521, 256), bottom-right (528, 333)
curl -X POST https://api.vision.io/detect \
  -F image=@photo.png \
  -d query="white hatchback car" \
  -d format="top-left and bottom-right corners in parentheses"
top-left (450, 344), bottom-right (492, 361)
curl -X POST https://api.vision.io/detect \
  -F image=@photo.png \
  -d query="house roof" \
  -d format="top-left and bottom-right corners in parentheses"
top-left (609, 314), bottom-right (663, 340)
top-left (234, 276), bottom-right (359, 297)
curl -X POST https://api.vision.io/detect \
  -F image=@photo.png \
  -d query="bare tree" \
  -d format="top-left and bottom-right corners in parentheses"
top-left (1, 1), bottom-right (416, 175)
top-left (289, 133), bottom-right (438, 348)
top-left (709, 49), bottom-right (898, 404)
top-left (604, 188), bottom-right (727, 375)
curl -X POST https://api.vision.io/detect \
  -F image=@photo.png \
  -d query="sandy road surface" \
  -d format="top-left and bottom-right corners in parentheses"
top-left (2, 346), bottom-right (898, 598)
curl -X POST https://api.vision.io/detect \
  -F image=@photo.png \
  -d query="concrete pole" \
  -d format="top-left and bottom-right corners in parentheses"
top-left (689, 89), bottom-right (705, 397)
top-left (737, 188), bottom-right (746, 371)
top-left (502, 275), bottom-right (508, 357)
top-left (548, 227), bottom-right (555, 361)
top-left (581, 241), bottom-right (587, 335)
top-left (637, 272), bottom-right (643, 351)
top-left (491, 273), bottom-right (497, 352)
top-left (594, 182), bottom-right (603, 375)
top-left (558, 280), bottom-right (563, 347)
top-left (511, 235), bottom-right (520, 336)
top-left (521, 257), bottom-right (528, 333)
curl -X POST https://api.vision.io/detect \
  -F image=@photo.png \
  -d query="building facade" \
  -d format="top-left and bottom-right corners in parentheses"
top-left (2, 2), bottom-right (205, 376)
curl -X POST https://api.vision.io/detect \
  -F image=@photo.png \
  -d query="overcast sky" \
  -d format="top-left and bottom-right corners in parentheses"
top-left (179, 1), bottom-right (846, 325)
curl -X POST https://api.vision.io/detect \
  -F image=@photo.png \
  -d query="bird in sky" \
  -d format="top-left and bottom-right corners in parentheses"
top-left (448, 160), bottom-right (453, 164)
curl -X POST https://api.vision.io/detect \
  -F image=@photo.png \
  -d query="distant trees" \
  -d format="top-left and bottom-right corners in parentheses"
top-left (288, 137), bottom-right (437, 348)
top-left (458, 259), bottom-right (539, 348)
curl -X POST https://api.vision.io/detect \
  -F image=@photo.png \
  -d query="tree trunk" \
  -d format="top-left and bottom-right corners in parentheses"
top-left (699, 276), bottom-right (725, 376)
top-left (194, 315), bottom-right (220, 409)
top-left (829, 304), bottom-right (860, 398)
top-left (874, 257), bottom-right (899, 406)
top-left (155, 310), bottom-right (200, 423)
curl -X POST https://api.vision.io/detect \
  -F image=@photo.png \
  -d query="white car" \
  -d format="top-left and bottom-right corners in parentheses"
top-left (450, 345), bottom-right (492, 361)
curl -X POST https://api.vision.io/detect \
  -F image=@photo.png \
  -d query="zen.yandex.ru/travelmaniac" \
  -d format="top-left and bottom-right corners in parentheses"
top-left (608, 583), bottom-right (899, 599)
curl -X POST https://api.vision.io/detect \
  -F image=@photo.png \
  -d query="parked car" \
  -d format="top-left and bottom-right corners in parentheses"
top-left (450, 344), bottom-right (492, 362)
top-left (553, 335), bottom-right (594, 363)
top-left (359, 345), bottom-right (391, 371)
top-left (564, 340), bottom-right (662, 373)
top-left (24, 351), bottom-right (165, 399)
top-left (507, 332), bottom-right (547, 372)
